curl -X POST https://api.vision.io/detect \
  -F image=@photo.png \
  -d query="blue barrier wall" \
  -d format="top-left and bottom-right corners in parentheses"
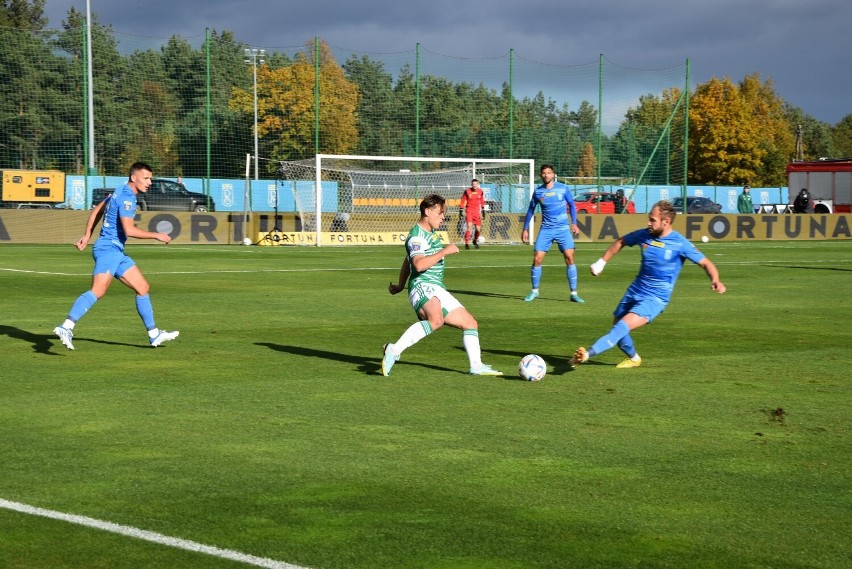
top-left (62, 176), bottom-right (784, 215)
top-left (64, 177), bottom-right (339, 213)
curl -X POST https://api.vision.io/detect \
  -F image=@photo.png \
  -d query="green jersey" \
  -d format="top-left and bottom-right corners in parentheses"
top-left (405, 223), bottom-right (446, 290)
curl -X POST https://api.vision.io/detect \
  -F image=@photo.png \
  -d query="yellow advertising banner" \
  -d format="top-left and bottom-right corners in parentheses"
top-left (255, 231), bottom-right (451, 246)
top-left (0, 210), bottom-right (849, 244)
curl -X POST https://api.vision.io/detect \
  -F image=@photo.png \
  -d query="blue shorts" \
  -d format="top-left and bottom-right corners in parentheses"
top-left (534, 226), bottom-right (575, 252)
top-left (92, 242), bottom-right (135, 278)
top-left (613, 292), bottom-right (666, 323)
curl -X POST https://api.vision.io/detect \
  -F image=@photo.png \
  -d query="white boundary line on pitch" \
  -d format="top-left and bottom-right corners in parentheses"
top-left (1, 257), bottom-right (850, 278)
top-left (0, 498), bottom-right (309, 569)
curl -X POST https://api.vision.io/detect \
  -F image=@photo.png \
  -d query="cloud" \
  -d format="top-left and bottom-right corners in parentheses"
top-left (44, 0), bottom-right (851, 124)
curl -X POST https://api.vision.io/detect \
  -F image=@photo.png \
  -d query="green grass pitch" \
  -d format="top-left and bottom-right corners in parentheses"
top-left (1, 240), bottom-right (850, 568)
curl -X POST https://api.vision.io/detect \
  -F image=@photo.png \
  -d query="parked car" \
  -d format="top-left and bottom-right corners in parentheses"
top-left (671, 196), bottom-right (722, 214)
top-left (573, 190), bottom-right (635, 214)
top-left (91, 178), bottom-right (215, 212)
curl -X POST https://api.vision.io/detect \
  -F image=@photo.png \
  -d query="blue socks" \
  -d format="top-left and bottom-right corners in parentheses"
top-left (567, 264), bottom-right (578, 292)
top-left (135, 294), bottom-right (156, 330)
top-left (68, 290), bottom-right (98, 322)
top-left (589, 320), bottom-right (631, 358)
top-left (530, 265), bottom-right (542, 289)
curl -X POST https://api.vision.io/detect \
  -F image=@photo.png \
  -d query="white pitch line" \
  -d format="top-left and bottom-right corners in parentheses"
top-left (0, 498), bottom-right (309, 569)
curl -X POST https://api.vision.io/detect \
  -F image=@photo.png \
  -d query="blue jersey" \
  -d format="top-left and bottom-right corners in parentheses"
top-left (524, 181), bottom-right (577, 230)
top-left (622, 228), bottom-right (705, 304)
top-left (96, 184), bottom-right (138, 250)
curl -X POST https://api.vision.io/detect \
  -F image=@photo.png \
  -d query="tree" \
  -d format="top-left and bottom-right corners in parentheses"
top-left (0, 21), bottom-right (76, 169)
top-left (344, 55), bottom-right (400, 156)
top-left (783, 105), bottom-right (835, 160)
top-left (576, 142), bottom-right (597, 178)
top-left (0, 0), bottom-right (46, 30)
top-left (832, 114), bottom-right (852, 158)
top-left (230, 39), bottom-right (359, 163)
top-left (739, 74), bottom-right (795, 185)
top-left (689, 77), bottom-right (763, 185)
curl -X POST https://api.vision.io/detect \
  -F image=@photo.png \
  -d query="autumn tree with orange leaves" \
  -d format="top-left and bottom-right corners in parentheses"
top-left (689, 74), bottom-right (793, 186)
top-left (230, 40), bottom-right (360, 164)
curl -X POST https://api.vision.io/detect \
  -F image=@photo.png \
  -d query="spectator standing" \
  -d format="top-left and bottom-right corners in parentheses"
top-left (737, 185), bottom-right (754, 213)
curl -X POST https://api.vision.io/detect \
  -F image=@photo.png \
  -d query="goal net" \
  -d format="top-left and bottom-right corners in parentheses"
top-left (277, 155), bottom-right (535, 246)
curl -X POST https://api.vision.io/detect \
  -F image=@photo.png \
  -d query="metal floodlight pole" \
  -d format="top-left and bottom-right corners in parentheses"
top-left (244, 48), bottom-right (265, 180)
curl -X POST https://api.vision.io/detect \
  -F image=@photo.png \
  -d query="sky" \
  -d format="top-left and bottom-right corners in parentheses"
top-left (42, 0), bottom-right (850, 126)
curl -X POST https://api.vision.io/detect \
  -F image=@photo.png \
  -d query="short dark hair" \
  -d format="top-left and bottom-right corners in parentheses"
top-left (129, 161), bottom-right (153, 180)
top-left (653, 200), bottom-right (676, 221)
top-left (420, 194), bottom-right (446, 217)
top-left (540, 163), bottom-right (554, 173)
top-left (471, 178), bottom-right (479, 184)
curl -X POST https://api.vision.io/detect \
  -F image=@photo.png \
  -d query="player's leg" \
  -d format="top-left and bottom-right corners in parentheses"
top-left (471, 216), bottom-right (482, 248)
top-left (54, 249), bottom-right (120, 349)
top-left (118, 263), bottom-right (179, 347)
top-left (557, 233), bottom-right (583, 303)
top-left (615, 331), bottom-right (642, 368)
top-left (572, 297), bottom-right (663, 367)
top-left (383, 285), bottom-right (444, 375)
top-left (525, 238), bottom-right (549, 301)
top-left (463, 217), bottom-right (472, 249)
top-left (442, 293), bottom-right (502, 376)
top-left (587, 316), bottom-right (644, 357)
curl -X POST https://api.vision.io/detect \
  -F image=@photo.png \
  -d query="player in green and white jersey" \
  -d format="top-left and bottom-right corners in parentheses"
top-left (382, 194), bottom-right (502, 377)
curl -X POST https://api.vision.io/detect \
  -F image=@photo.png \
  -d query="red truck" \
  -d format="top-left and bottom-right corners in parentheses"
top-left (786, 159), bottom-right (852, 213)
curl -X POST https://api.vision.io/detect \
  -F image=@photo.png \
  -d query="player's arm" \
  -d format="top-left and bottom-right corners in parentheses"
top-left (388, 255), bottom-right (410, 295)
top-left (74, 199), bottom-right (110, 251)
top-left (521, 198), bottom-right (537, 243)
top-left (698, 257), bottom-right (726, 293)
top-left (589, 238), bottom-right (626, 276)
top-left (411, 244), bottom-right (459, 273)
top-left (120, 215), bottom-right (172, 243)
top-left (565, 192), bottom-right (580, 235)
top-left (459, 191), bottom-right (468, 217)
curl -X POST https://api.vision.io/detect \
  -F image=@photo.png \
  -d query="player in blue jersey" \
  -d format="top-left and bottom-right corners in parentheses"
top-left (521, 164), bottom-right (584, 303)
top-left (53, 162), bottom-right (179, 350)
top-left (381, 194), bottom-right (502, 377)
top-left (570, 200), bottom-right (726, 368)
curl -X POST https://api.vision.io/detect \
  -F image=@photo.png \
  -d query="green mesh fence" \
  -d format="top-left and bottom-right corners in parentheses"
top-left (0, 25), bottom-right (688, 190)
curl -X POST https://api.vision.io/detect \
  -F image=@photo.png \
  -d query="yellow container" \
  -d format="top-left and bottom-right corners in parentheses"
top-left (1, 169), bottom-right (66, 204)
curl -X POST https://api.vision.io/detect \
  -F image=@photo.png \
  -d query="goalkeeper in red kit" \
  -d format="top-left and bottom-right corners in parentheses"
top-left (459, 179), bottom-right (486, 249)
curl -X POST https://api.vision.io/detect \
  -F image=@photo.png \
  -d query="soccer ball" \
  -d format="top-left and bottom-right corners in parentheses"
top-left (476, 235), bottom-right (485, 245)
top-left (518, 354), bottom-right (547, 381)
top-left (242, 237), bottom-right (252, 246)
top-left (700, 235), bottom-right (709, 243)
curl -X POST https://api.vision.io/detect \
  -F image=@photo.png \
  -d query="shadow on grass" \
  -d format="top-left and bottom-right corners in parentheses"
top-left (759, 264), bottom-right (852, 272)
top-left (0, 325), bottom-right (60, 355)
top-left (256, 342), bottom-right (461, 376)
top-left (462, 346), bottom-right (610, 376)
top-left (0, 325), bottom-right (157, 353)
top-left (450, 288), bottom-right (575, 302)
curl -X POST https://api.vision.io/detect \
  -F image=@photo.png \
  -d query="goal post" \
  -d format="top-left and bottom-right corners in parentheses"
top-left (276, 155), bottom-right (536, 246)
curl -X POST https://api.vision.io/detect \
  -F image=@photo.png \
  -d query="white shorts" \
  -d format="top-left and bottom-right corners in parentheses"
top-left (408, 283), bottom-right (463, 316)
